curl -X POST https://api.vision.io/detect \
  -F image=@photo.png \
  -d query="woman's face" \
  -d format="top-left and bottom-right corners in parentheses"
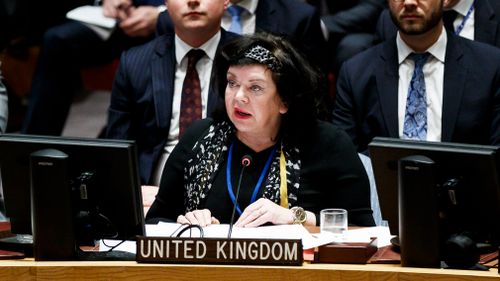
top-left (225, 64), bottom-right (288, 140)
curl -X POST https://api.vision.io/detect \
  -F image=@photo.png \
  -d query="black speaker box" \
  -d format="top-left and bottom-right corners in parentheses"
top-left (30, 149), bottom-right (76, 261)
top-left (398, 155), bottom-right (440, 268)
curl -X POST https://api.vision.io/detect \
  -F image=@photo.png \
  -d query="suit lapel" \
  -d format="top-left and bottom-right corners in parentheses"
top-left (255, 0), bottom-right (278, 33)
top-left (376, 41), bottom-right (400, 138)
top-left (474, 0), bottom-right (497, 45)
top-left (152, 35), bottom-right (176, 130)
top-left (442, 34), bottom-right (467, 142)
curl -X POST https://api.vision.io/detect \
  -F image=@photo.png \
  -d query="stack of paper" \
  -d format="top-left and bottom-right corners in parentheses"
top-left (66, 5), bottom-right (117, 40)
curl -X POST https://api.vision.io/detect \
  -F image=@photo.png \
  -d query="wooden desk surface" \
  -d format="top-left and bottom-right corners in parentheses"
top-left (0, 259), bottom-right (498, 281)
top-left (0, 223), bottom-right (497, 280)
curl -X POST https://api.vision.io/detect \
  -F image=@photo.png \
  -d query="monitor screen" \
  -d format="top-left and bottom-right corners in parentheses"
top-left (369, 137), bottom-right (500, 245)
top-left (0, 134), bottom-right (145, 245)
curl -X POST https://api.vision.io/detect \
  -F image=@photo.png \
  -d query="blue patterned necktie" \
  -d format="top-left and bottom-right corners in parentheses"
top-left (403, 53), bottom-right (430, 140)
top-left (227, 5), bottom-right (244, 34)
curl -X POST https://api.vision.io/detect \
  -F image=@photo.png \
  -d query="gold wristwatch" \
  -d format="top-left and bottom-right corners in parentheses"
top-left (291, 206), bottom-right (307, 225)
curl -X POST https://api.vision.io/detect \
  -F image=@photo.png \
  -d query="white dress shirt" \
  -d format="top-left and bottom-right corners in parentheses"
top-left (448, 0), bottom-right (475, 40)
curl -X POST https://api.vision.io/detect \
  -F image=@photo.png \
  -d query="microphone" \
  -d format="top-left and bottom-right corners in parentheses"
top-left (241, 155), bottom-right (252, 167)
top-left (228, 155), bottom-right (252, 239)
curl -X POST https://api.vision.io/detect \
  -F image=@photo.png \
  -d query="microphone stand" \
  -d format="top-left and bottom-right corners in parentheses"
top-left (228, 166), bottom-right (246, 239)
top-left (228, 155), bottom-right (252, 239)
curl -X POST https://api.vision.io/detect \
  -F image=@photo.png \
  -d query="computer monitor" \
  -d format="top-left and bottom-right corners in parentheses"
top-left (369, 137), bottom-right (500, 245)
top-left (0, 134), bottom-right (145, 250)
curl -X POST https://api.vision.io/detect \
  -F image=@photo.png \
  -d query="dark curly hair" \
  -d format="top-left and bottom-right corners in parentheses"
top-left (212, 32), bottom-right (321, 145)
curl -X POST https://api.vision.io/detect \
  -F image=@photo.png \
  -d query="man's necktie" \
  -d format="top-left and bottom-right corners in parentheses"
top-left (227, 5), bottom-right (244, 34)
top-left (403, 53), bottom-right (430, 140)
top-left (179, 49), bottom-right (205, 137)
top-left (443, 10), bottom-right (458, 33)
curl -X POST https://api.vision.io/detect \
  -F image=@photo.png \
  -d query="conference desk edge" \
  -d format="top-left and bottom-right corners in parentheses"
top-left (0, 259), bottom-right (497, 281)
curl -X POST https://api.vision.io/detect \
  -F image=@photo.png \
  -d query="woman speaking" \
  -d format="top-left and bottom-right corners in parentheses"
top-left (146, 33), bottom-right (374, 227)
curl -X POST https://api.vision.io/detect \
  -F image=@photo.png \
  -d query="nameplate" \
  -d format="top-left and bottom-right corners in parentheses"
top-left (136, 236), bottom-right (303, 266)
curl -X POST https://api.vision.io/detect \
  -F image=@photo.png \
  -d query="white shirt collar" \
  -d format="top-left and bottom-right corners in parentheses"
top-left (450, 0), bottom-right (475, 16)
top-left (396, 26), bottom-right (447, 64)
top-left (174, 31), bottom-right (222, 65)
top-left (229, 0), bottom-right (258, 14)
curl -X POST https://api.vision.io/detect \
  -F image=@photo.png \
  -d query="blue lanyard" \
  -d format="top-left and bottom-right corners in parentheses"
top-left (454, 1), bottom-right (475, 36)
top-left (226, 141), bottom-right (276, 215)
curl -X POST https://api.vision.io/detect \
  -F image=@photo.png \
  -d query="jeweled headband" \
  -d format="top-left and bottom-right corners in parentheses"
top-left (243, 45), bottom-right (282, 72)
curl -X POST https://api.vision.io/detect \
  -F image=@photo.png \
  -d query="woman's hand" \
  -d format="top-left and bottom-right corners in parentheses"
top-left (177, 209), bottom-right (220, 227)
top-left (234, 198), bottom-right (293, 227)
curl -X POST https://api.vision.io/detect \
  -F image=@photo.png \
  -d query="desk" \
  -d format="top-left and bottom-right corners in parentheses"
top-left (0, 260), bottom-right (497, 281)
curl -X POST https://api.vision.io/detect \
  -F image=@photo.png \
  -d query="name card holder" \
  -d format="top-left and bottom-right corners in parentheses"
top-left (315, 237), bottom-right (378, 264)
top-left (136, 236), bottom-right (303, 266)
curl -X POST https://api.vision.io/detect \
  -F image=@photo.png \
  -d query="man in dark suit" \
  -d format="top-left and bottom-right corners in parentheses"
top-left (106, 0), bottom-right (238, 186)
top-left (321, 0), bottom-right (387, 74)
top-left (156, 0), bottom-right (327, 72)
top-left (224, 0), bottom-right (330, 115)
top-left (22, 0), bottom-right (165, 136)
top-left (332, 0), bottom-right (500, 153)
top-left (376, 0), bottom-right (500, 47)
top-left (155, 0), bottom-right (332, 117)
